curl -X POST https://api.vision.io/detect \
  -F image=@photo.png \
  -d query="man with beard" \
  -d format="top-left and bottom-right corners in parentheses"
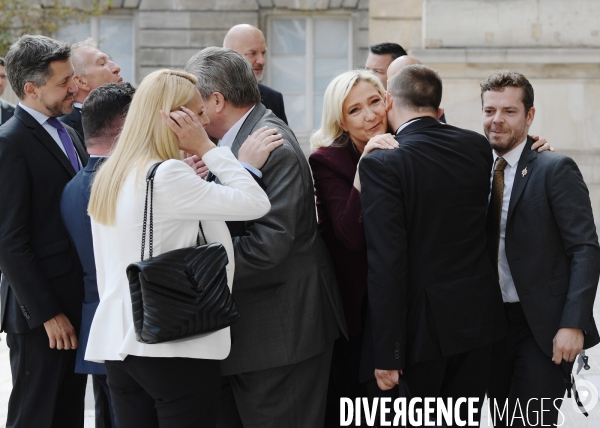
top-left (0, 35), bottom-right (88, 427)
top-left (482, 70), bottom-right (600, 427)
top-left (224, 24), bottom-right (288, 124)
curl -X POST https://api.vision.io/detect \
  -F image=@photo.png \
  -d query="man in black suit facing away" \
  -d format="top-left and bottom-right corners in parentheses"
top-left (224, 24), bottom-right (288, 124)
top-left (0, 35), bottom-right (89, 427)
top-left (59, 37), bottom-right (123, 140)
top-left (60, 83), bottom-right (135, 428)
top-left (0, 57), bottom-right (15, 125)
top-left (359, 65), bottom-right (506, 424)
top-left (483, 71), bottom-right (600, 426)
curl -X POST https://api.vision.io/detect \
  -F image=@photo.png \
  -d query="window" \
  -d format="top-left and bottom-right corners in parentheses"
top-left (267, 17), bottom-right (352, 133)
top-left (55, 16), bottom-right (135, 85)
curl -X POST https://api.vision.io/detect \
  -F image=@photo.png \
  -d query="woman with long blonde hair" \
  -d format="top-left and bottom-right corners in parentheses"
top-left (86, 69), bottom-right (273, 427)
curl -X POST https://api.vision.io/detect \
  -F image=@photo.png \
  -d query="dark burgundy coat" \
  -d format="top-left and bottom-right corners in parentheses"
top-left (309, 143), bottom-right (366, 337)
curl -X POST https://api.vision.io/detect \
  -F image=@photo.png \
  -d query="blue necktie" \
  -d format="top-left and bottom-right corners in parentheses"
top-left (46, 117), bottom-right (81, 172)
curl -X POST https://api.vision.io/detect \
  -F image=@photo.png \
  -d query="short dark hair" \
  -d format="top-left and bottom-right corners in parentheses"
top-left (387, 64), bottom-right (442, 113)
top-left (82, 83), bottom-right (135, 144)
top-left (4, 35), bottom-right (71, 99)
top-left (369, 43), bottom-right (407, 60)
top-left (480, 70), bottom-right (534, 113)
top-left (0, 57), bottom-right (5, 67)
top-left (184, 47), bottom-right (260, 107)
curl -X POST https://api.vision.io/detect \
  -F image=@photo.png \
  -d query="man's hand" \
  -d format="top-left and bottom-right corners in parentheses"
top-left (375, 369), bottom-right (402, 391)
top-left (238, 126), bottom-right (284, 170)
top-left (530, 135), bottom-right (555, 152)
top-left (184, 154), bottom-right (209, 179)
top-left (43, 313), bottom-right (78, 350)
top-left (552, 327), bottom-right (584, 364)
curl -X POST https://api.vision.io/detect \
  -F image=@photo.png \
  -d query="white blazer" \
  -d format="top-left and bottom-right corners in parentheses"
top-left (85, 147), bottom-right (270, 362)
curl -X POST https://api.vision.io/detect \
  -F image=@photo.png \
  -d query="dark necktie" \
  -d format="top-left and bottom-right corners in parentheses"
top-left (486, 157), bottom-right (508, 274)
top-left (46, 117), bottom-right (81, 172)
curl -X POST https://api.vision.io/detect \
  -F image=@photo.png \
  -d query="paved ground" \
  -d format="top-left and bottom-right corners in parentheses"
top-left (0, 288), bottom-right (599, 427)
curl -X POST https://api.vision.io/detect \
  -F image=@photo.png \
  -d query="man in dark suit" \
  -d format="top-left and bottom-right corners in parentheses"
top-left (482, 70), bottom-right (600, 426)
top-left (0, 35), bottom-right (89, 428)
top-left (185, 47), bottom-right (346, 428)
top-left (60, 82), bottom-right (135, 428)
top-left (59, 37), bottom-right (123, 140)
top-left (359, 65), bottom-right (506, 423)
top-left (0, 56), bottom-right (15, 125)
top-left (224, 24), bottom-right (288, 124)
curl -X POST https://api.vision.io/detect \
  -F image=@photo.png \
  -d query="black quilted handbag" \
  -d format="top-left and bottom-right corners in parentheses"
top-left (126, 162), bottom-right (240, 344)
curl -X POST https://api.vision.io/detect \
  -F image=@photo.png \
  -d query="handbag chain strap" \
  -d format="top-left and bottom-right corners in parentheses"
top-left (140, 162), bottom-right (208, 262)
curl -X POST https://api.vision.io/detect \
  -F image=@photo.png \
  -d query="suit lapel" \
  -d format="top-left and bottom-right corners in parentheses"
top-left (230, 103), bottom-right (266, 157)
top-left (507, 137), bottom-right (537, 223)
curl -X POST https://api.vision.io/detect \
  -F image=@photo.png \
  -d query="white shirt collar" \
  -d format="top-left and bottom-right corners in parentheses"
top-left (18, 102), bottom-right (51, 126)
top-left (493, 138), bottom-right (527, 168)
top-left (395, 118), bottom-right (421, 135)
top-left (73, 102), bottom-right (83, 109)
top-left (219, 105), bottom-right (255, 149)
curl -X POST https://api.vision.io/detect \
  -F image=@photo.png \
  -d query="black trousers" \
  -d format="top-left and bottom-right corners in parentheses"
top-left (367, 343), bottom-right (493, 428)
top-left (6, 327), bottom-right (87, 428)
top-left (487, 302), bottom-right (571, 428)
top-left (92, 374), bottom-right (115, 428)
top-left (104, 355), bottom-right (221, 428)
top-left (217, 342), bottom-right (334, 428)
top-left (325, 334), bottom-right (369, 427)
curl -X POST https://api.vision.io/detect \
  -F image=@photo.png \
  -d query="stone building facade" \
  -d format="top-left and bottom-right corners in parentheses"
top-left (3, 0), bottom-right (600, 223)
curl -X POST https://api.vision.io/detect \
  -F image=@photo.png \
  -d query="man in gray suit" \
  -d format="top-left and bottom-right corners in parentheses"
top-left (482, 70), bottom-right (600, 426)
top-left (185, 47), bottom-right (346, 428)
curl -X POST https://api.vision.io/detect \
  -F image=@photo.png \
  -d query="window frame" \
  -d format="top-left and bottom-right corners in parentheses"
top-left (265, 14), bottom-right (353, 135)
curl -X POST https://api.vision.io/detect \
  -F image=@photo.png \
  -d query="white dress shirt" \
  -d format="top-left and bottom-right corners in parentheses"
top-left (18, 102), bottom-right (81, 167)
top-left (492, 138), bottom-right (527, 303)
top-left (395, 118), bottom-right (420, 135)
top-left (85, 147), bottom-right (270, 362)
top-left (218, 105), bottom-right (262, 177)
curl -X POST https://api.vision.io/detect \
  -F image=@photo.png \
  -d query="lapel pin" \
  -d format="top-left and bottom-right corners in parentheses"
top-left (521, 167), bottom-right (528, 177)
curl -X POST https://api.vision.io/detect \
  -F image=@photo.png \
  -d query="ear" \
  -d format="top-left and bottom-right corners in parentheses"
top-left (73, 75), bottom-right (90, 91)
top-left (437, 107), bottom-right (445, 120)
top-left (213, 92), bottom-right (226, 114)
top-left (23, 82), bottom-right (39, 100)
top-left (385, 91), bottom-right (394, 112)
top-left (526, 106), bottom-right (535, 126)
top-left (340, 120), bottom-right (348, 132)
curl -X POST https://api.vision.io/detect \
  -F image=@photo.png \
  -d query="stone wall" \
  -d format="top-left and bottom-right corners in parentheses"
top-left (137, 0), bottom-right (370, 82)
top-left (369, 0), bottom-right (600, 226)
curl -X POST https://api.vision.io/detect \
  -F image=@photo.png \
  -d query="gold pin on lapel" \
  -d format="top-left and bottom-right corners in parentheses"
top-left (521, 167), bottom-right (528, 177)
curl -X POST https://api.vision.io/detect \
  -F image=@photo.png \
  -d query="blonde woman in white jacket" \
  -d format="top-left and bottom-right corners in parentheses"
top-left (86, 69), bottom-right (275, 427)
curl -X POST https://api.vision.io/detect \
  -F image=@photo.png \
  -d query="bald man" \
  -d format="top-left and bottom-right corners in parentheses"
top-left (224, 24), bottom-right (287, 124)
top-left (386, 55), bottom-right (446, 123)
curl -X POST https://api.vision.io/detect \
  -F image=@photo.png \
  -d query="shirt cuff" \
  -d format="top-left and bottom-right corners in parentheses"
top-left (240, 162), bottom-right (262, 178)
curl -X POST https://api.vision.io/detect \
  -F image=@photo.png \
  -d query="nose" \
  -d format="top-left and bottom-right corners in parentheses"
top-left (364, 106), bottom-right (376, 121)
top-left (492, 111), bottom-right (504, 123)
top-left (110, 60), bottom-right (121, 75)
top-left (256, 53), bottom-right (266, 66)
top-left (67, 76), bottom-right (78, 94)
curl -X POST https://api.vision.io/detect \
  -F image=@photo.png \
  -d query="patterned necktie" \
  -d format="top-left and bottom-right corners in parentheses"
top-left (487, 157), bottom-right (508, 274)
top-left (46, 117), bottom-right (81, 172)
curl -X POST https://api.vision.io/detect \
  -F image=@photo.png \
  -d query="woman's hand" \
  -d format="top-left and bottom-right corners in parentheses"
top-left (530, 135), bottom-right (555, 152)
top-left (354, 134), bottom-right (398, 192)
top-left (184, 155), bottom-right (210, 179)
top-left (160, 106), bottom-right (215, 158)
top-left (238, 126), bottom-right (284, 170)
top-left (361, 133), bottom-right (398, 158)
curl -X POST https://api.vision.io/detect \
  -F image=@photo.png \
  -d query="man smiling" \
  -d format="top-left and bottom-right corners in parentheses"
top-left (483, 70), bottom-right (600, 427)
top-left (0, 35), bottom-right (89, 427)
top-left (59, 37), bottom-right (123, 139)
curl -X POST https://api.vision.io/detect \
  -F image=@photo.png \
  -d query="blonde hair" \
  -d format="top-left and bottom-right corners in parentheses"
top-left (310, 69), bottom-right (385, 150)
top-left (88, 69), bottom-right (198, 225)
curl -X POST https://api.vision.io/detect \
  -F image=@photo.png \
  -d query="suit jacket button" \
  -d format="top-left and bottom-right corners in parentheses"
top-left (394, 350), bottom-right (400, 359)
top-left (395, 342), bottom-right (400, 349)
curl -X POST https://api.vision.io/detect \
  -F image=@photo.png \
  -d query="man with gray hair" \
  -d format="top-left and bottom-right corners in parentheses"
top-left (0, 34), bottom-right (88, 427)
top-left (59, 37), bottom-right (122, 139)
top-left (185, 47), bottom-right (346, 428)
